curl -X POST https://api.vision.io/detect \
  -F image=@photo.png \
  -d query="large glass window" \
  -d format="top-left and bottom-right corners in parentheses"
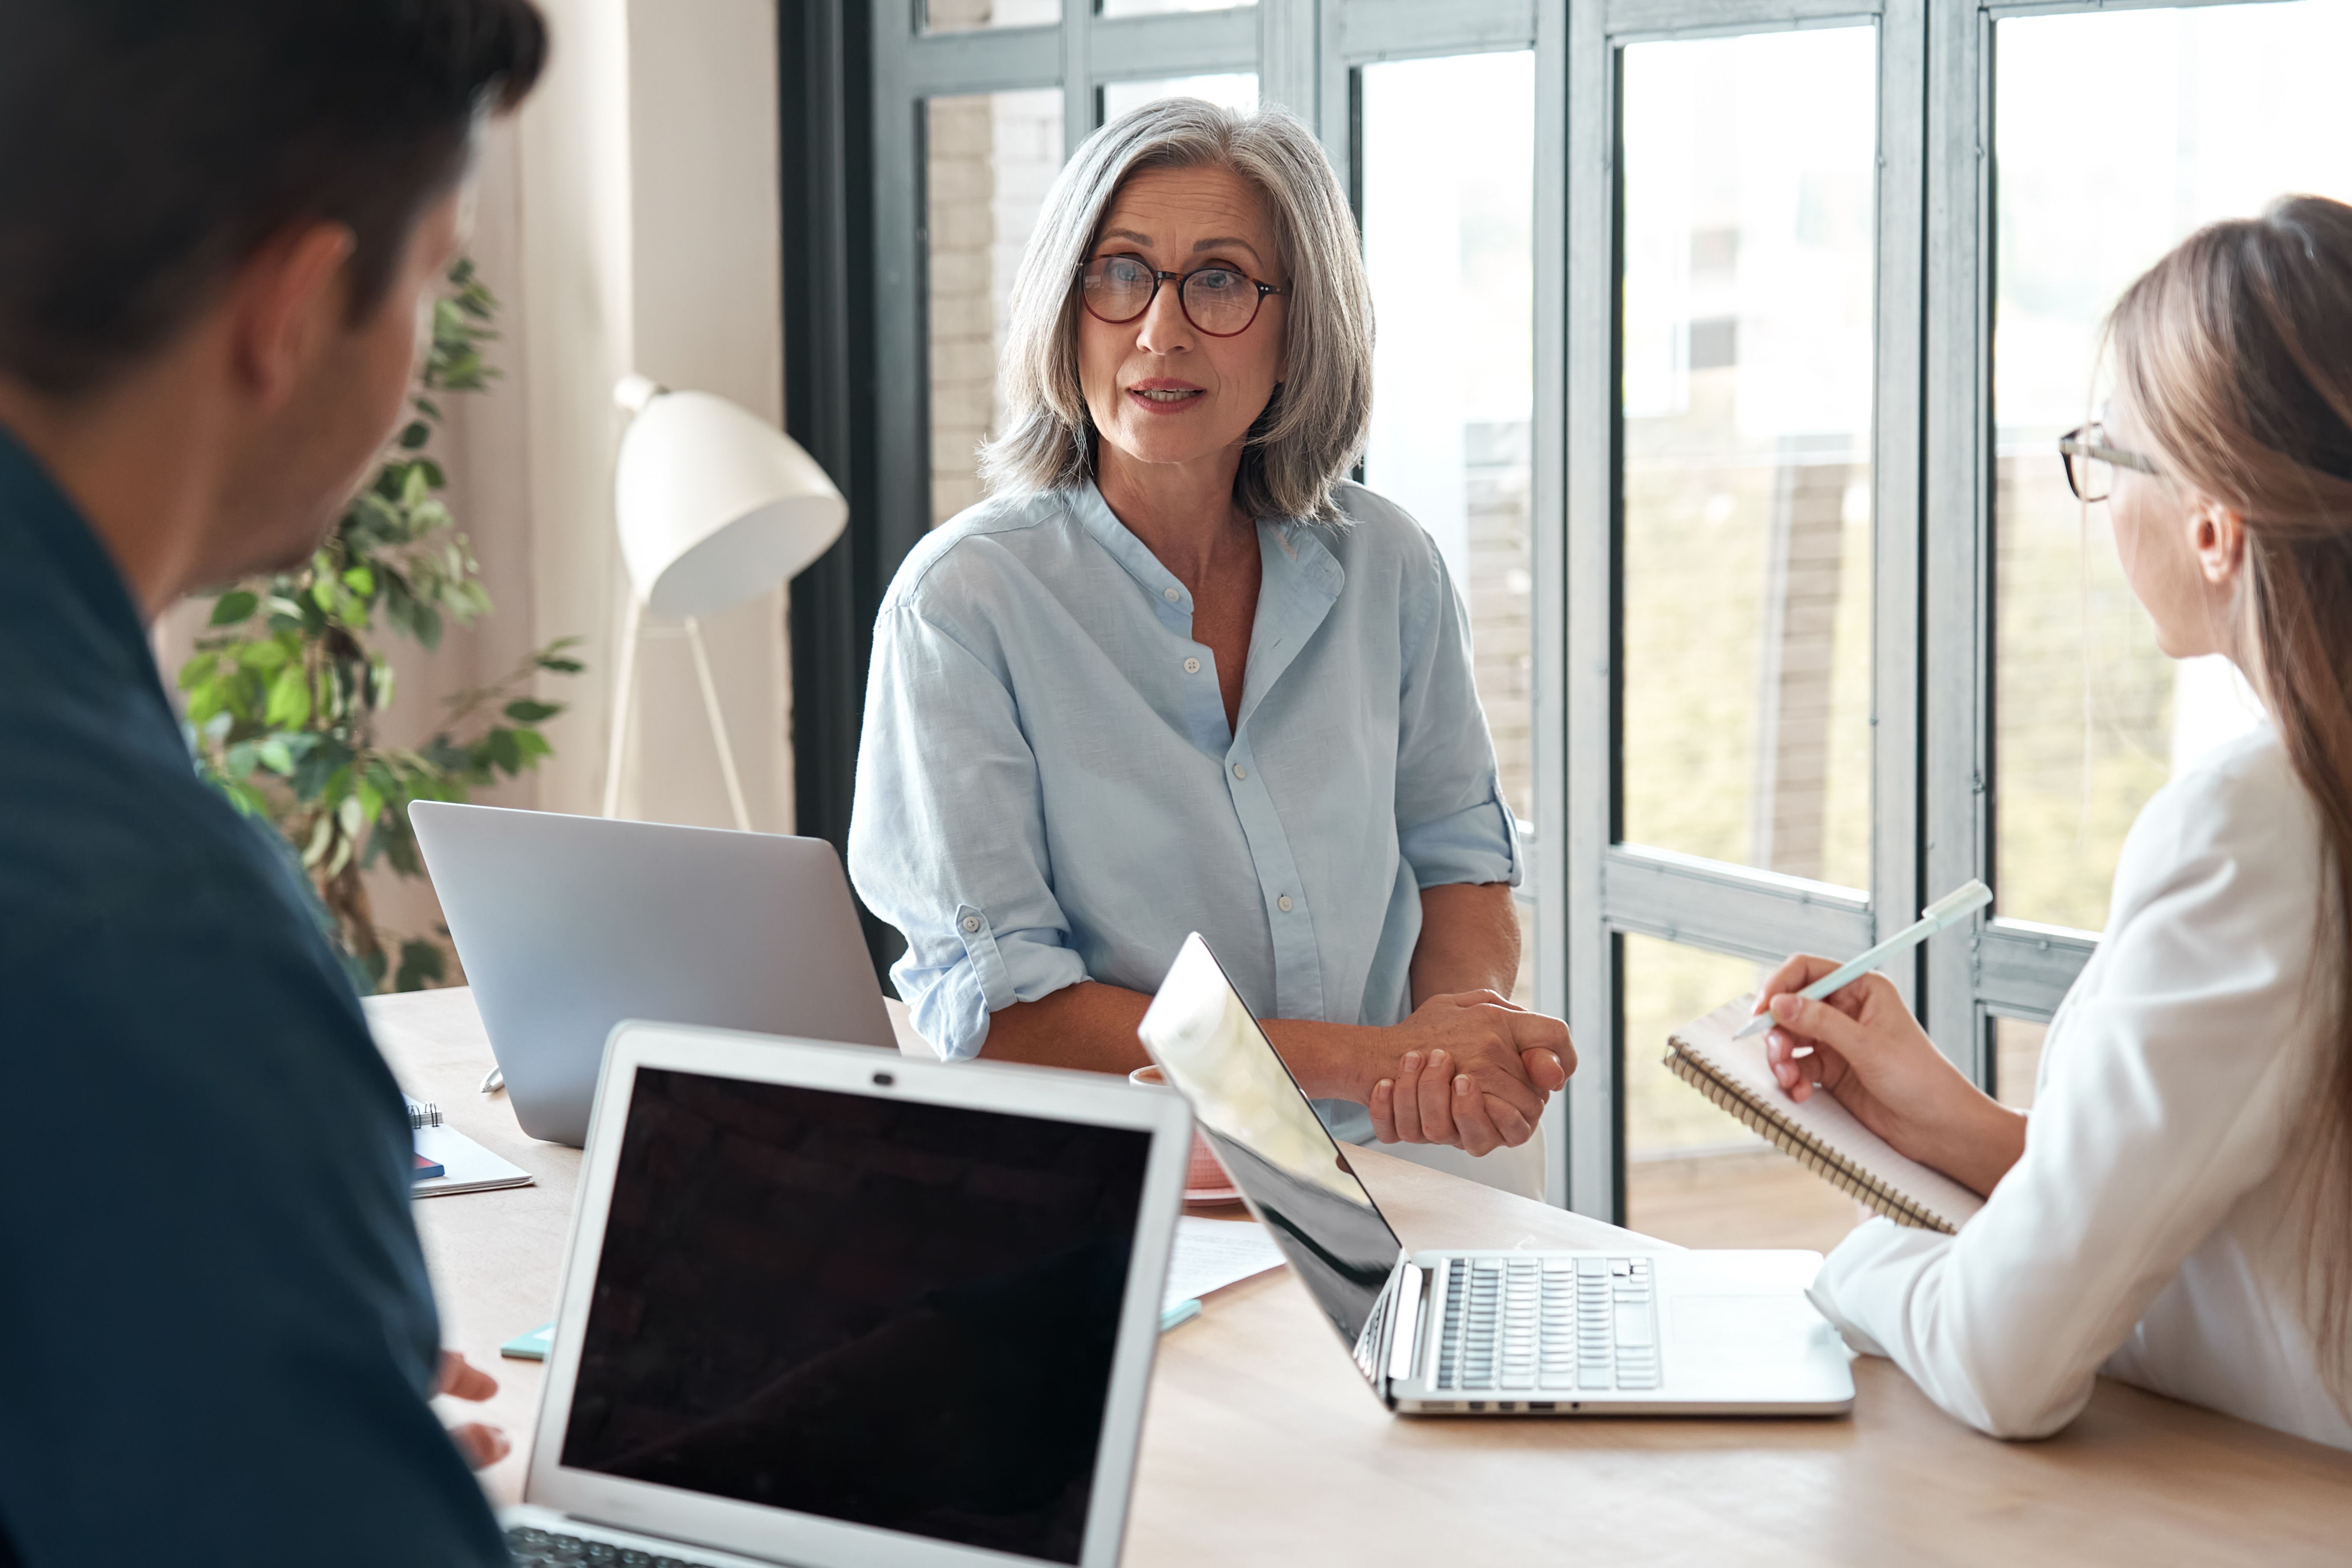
top-left (1360, 52), bottom-right (1536, 830)
top-left (925, 90), bottom-right (1065, 526)
top-left (1617, 28), bottom-right (1878, 891)
top-left (1991, 1), bottom-right (2352, 934)
top-left (843, 0), bottom-right (2350, 1220)
top-left (1360, 51), bottom-right (1536, 1005)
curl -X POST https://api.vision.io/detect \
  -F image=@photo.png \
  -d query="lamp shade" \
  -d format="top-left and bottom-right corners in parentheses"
top-left (612, 378), bottom-right (848, 619)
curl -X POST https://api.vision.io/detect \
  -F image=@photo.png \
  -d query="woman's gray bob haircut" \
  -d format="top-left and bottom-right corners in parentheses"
top-left (977, 97), bottom-right (1374, 526)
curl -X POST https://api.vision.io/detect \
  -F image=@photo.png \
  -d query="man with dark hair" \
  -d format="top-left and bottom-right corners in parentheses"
top-left (0, 2), bottom-right (548, 1561)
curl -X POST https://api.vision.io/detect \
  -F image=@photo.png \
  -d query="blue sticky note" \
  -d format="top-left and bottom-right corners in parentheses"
top-left (1159, 1298), bottom-right (1202, 1333)
top-left (500, 1321), bottom-right (555, 1361)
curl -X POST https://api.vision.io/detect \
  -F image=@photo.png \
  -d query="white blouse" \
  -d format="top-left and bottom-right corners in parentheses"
top-left (1809, 724), bottom-right (2352, 1450)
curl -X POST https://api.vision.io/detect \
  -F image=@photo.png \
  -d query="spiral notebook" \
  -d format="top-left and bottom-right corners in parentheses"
top-left (406, 1099), bottom-right (534, 1199)
top-left (1665, 998), bottom-right (1984, 1233)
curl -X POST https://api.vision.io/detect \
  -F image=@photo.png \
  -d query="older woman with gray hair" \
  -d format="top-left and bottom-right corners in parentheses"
top-left (849, 99), bottom-right (1572, 1156)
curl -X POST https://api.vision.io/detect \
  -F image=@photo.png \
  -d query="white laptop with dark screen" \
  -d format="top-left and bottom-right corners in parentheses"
top-left (505, 1020), bottom-right (1191, 1568)
top-left (1137, 933), bottom-right (1855, 1418)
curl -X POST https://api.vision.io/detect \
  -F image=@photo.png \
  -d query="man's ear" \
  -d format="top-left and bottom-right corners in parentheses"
top-left (2191, 495), bottom-right (2247, 586)
top-left (226, 222), bottom-right (357, 408)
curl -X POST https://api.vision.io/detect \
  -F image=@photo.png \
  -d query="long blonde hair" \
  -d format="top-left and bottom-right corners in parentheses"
top-left (977, 97), bottom-right (1374, 525)
top-left (2110, 195), bottom-right (2352, 1406)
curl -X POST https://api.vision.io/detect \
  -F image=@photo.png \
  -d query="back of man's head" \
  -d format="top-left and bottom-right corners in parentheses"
top-left (0, 0), bottom-right (549, 401)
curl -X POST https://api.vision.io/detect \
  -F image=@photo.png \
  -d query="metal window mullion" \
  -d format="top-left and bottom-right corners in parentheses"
top-left (1921, 0), bottom-right (1990, 1072)
top-left (1563, 0), bottom-right (1617, 1223)
top-left (1259, 0), bottom-right (1319, 121)
top-left (1531, 0), bottom-right (1570, 1206)
top-left (1977, 920), bottom-right (2095, 1018)
top-left (901, 26), bottom-right (1062, 95)
top-left (1872, 0), bottom-right (1926, 1003)
top-left (1338, 0), bottom-right (1539, 63)
top-left (1088, 9), bottom-right (1259, 83)
top-left (1316, 3), bottom-right (1352, 188)
top-left (1603, 848), bottom-right (1874, 964)
top-left (1062, 0), bottom-right (1092, 153)
top-left (1984, 0), bottom-right (2257, 20)
top-left (869, 21), bottom-right (931, 608)
top-left (1604, 0), bottom-right (1882, 43)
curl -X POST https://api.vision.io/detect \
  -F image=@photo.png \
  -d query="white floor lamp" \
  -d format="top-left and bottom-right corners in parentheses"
top-left (604, 374), bottom-right (848, 828)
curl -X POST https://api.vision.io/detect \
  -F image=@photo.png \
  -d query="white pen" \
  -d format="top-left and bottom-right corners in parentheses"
top-left (1731, 878), bottom-right (1994, 1040)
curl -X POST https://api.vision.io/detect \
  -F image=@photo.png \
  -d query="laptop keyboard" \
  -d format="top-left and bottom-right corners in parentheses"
top-left (506, 1525), bottom-right (730, 1568)
top-left (1433, 1255), bottom-right (1659, 1394)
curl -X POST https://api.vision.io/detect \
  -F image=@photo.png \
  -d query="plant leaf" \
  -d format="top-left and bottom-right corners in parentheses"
top-left (264, 665), bottom-right (312, 728)
top-left (208, 590), bottom-right (259, 626)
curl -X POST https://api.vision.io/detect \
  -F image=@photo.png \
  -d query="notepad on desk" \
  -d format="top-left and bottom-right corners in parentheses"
top-left (1665, 998), bottom-right (1984, 1234)
top-left (407, 1098), bottom-right (534, 1199)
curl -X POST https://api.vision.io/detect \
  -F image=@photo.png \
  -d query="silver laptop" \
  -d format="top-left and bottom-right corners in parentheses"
top-left (506, 1019), bottom-right (1192, 1568)
top-left (1137, 933), bottom-right (1855, 1417)
top-left (410, 802), bottom-right (896, 1146)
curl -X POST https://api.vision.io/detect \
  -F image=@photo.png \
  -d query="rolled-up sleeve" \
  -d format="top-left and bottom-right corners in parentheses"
top-left (848, 605), bottom-right (1089, 1059)
top-left (1392, 536), bottom-right (1520, 890)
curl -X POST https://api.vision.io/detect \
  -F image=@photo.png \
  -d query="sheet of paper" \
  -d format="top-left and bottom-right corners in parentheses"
top-left (1163, 1215), bottom-right (1286, 1310)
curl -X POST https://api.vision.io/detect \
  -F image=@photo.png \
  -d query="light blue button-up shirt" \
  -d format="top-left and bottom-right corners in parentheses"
top-left (848, 479), bottom-right (1519, 1141)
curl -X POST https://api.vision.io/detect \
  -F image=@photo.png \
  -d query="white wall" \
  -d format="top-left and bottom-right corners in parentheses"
top-left (508, 0), bottom-right (792, 834)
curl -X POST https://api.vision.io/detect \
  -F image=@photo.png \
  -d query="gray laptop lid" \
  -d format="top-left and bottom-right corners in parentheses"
top-left (410, 802), bottom-right (895, 1145)
top-left (1137, 933), bottom-right (1407, 1386)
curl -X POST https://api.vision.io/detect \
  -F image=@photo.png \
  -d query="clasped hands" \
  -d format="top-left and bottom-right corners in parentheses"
top-left (1367, 990), bottom-right (1574, 1157)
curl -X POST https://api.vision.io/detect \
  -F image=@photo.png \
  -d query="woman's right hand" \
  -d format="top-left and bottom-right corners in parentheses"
top-left (1366, 991), bottom-right (1571, 1155)
top-left (1754, 955), bottom-right (2025, 1197)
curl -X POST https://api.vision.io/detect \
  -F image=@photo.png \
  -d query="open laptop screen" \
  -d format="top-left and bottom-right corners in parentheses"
top-left (557, 1066), bottom-right (1152, 1565)
top-left (1137, 935), bottom-right (1406, 1359)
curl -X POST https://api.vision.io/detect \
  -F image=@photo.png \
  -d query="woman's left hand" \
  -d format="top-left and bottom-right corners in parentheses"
top-left (1754, 953), bottom-right (2026, 1197)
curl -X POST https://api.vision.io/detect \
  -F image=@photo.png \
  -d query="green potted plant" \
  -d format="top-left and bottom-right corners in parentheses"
top-left (177, 258), bottom-right (581, 992)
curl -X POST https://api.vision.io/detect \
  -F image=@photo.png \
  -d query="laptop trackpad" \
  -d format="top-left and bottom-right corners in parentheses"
top-left (1669, 1292), bottom-right (1847, 1397)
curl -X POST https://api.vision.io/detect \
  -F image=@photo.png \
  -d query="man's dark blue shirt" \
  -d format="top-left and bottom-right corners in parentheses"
top-left (0, 426), bottom-right (508, 1564)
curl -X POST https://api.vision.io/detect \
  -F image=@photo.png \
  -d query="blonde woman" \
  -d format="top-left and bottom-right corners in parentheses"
top-left (1691, 198), bottom-right (2352, 1446)
top-left (849, 99), bottom-right (1570, 1160)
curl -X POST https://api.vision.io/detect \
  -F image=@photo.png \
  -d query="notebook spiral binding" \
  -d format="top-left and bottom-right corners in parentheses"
top-left (1661, 1046), bottom-right (1959, 1235)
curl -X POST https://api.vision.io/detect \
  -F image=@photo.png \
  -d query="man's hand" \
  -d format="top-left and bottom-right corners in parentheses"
top-left (434, 1350), bottom-right (510, 1470)
top-left (1366, 991), bottom-right (1572, 1156)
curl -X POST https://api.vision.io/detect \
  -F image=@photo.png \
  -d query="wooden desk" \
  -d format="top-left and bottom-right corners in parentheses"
top-left (367, 988), bottom-right (2352, 1565)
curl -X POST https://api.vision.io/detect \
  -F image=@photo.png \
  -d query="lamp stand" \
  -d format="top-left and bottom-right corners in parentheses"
top-left (600, 598), bottom-right (754, 833)
top-left (683, 616), bottom-right (754, 832)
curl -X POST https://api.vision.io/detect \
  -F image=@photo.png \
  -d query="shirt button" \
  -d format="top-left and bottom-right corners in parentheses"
top-left (1232, 763), bottom-right (1248, 780)
top-left (961, 915), bottom-right (981, 933)
top-left (1278, 895), bottom-right (1294, 913)
top-left (1163, 586), bottom-right (1181, 603)
top-left (1183, 657), bottom-right (1201, 674)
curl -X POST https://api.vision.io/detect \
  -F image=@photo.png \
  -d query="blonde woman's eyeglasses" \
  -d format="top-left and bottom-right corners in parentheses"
top-left (2058, 423), bottom-right (2161, 503)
